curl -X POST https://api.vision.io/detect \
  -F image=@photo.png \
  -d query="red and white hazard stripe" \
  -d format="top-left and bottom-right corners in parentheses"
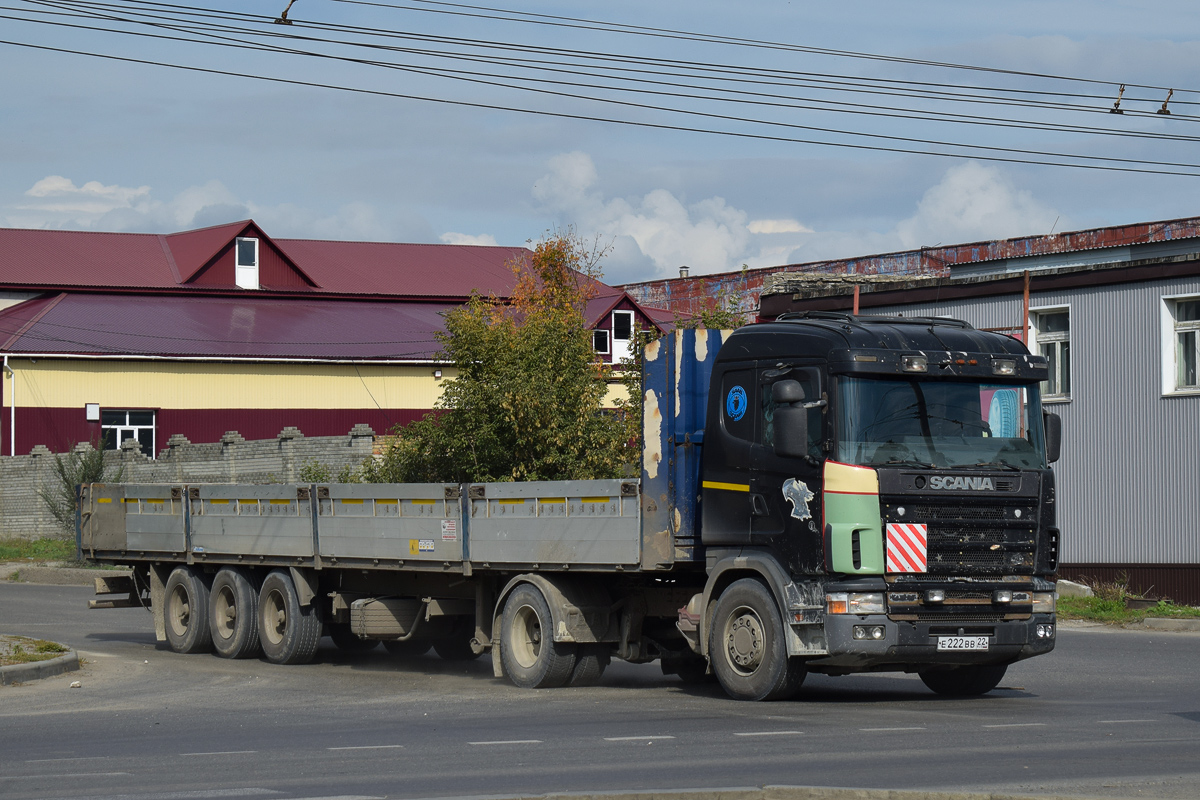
top-left (886, 522), bottom-right (928, 573)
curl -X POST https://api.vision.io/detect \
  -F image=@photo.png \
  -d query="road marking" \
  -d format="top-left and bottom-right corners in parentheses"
top-left (468, 739), bottom-right (543, 745)
top-left (603, 735), bottom-right (675, 741)
top-left (982, 723), bottom-right (1047, 729)
top-left (180, 750), bottom-right (258, 756)
top-left (326, 744), bottom-right (405, 751)
top-left (859, 726), bottom-right (927, 732)
top-left (7, 772), bottom-right (131, 779)
top-left (733, 731), bottom-right (803, 737)
top-left (1099, 719), bottom-right (1156, 723)
top-left (26, 756), bottom-right (110, 762)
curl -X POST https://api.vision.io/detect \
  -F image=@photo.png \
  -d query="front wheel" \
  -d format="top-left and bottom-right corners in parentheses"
top-left (709, 579), bottom-right (805, 701)
top-left (257, 569), bottom-right (322, 665)
top-left (919, 664), bottom-right (1008, 696)
top-left (500, 584), bottom-right (576, 689)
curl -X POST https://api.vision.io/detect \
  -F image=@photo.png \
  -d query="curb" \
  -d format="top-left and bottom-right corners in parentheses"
top-left (438, 786), bottom-right (1139, 800)
top-left (0, 649), bottom-right (80, 686)
top-left (1138, 616), bottom-right (1200, 632)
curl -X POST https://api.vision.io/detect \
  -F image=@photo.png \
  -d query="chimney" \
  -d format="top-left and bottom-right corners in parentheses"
top-left (679, 265), bottom-right (690, 278)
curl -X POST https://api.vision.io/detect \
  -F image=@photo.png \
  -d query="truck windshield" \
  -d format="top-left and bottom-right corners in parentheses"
top-left (836, 376), bottom-right (1047, 470)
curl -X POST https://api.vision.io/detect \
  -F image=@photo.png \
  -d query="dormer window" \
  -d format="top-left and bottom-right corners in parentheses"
top-left (235, 237), bottom-right (259, 289)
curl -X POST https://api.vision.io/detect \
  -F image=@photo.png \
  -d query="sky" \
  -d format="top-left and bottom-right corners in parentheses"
top-left (3, 1), bottom-right (1199, 285)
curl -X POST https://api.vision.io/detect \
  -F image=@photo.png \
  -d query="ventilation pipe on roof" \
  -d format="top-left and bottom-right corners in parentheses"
top-left (679, 266), bottom-right (690, 278)
top-left (3, 356), bottom-right (12, 457)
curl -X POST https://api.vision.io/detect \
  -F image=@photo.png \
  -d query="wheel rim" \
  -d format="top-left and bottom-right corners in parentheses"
top-left (214, 585), bottom-right (236, 640)
top-left (723, 604), bottom-right (765, 676)
top-left (262, 588), bottom-right (287, 646)
top-left (167, 583), bottom-right (191, 637)
top-left (509, 603), bottom-right (543, 669)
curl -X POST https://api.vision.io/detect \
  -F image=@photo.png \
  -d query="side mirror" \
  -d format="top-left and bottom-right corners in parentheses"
top-left (1043, 411), bottom-right (1061, 464)
top-left (772, 380), bottom-right (808, 459)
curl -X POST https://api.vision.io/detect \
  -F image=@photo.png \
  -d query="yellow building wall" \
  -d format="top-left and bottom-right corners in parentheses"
top-left (4, 359), bottom-right (455, 410)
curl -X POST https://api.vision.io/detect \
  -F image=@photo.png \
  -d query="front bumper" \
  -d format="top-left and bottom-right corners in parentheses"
top-left (805, 612), bottom-right (1056, 670)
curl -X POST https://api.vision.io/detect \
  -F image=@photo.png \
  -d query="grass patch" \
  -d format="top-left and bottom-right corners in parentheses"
top-left (0, 636), bottom-right (70, 667)
top-left (1059, 597), bottom-right (1200, 625)
top-left (0, 537), bottom-right (75, 563)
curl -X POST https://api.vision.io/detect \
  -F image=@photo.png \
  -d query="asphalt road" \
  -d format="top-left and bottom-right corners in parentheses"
top-left (2, 582), bottom-right (1198, 800)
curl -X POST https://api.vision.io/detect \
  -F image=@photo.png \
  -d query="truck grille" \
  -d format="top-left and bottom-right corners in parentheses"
top-left (883, 498), bottom-right (1037, 576)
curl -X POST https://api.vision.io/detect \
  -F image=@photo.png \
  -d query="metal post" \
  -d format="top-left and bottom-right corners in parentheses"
top-left (1022, 271), bottom-right (1031, 345)
top-left (852, 284), bottom-right (860, 315)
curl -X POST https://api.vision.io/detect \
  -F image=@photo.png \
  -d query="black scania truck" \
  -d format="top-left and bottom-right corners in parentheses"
top-left (81, 313), bottom-right (1059, 701)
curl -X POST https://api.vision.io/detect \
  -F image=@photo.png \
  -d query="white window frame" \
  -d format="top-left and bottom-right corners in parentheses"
top-left (235, 236), bottom-right (260, 290)
top-left (1161, 293), bottom-right (1200, 396)
top-left (592, 329), bottom-right (610, 355)
top-left (611, 310), bottom-right (635, 362)
top-left (1029, 304), bottom-right (1071, 402)
top-left (101, 409), bottom-right (156, 458)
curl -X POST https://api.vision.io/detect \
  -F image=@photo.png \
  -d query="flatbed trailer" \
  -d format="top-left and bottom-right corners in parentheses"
top-left (81, 320), bottom-right (1061, 700)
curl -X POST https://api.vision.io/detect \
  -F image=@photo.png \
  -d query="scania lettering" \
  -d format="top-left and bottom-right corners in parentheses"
top-left (80, 312), bottom-right (1060, 701)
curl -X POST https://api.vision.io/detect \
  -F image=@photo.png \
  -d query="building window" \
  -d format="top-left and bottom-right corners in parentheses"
top-left (235, 237), bottom-right (259, 290)
top-left (592, 329), bottom-right (610, 355)
top-left (1171, 297), bottom-right (1200, 390)
top-left (101, 410), bottom-right (155, 457)
top-left (611, 310), bottom-right (634, 362)
top-left (1033, 309), bottom-right (1070, 399)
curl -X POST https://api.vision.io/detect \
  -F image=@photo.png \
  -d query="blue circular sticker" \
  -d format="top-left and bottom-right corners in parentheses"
top-left (726, 385), bottom-right (748, 421)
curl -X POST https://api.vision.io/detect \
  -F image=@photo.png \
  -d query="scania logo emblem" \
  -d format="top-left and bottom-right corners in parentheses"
top-left (928, 476), bottom-right (995, 491)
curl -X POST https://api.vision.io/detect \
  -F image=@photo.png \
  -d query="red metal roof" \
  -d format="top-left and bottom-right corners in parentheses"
top-left (0, 294), bottom-right (454, 360)
top-left (0, 221), bottom-right (531, 299)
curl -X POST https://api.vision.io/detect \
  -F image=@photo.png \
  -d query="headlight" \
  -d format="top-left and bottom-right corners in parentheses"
top-left (1033, 592), bottom-right (1056, 613)
top-left (848, 592), bottom-right (886, 614)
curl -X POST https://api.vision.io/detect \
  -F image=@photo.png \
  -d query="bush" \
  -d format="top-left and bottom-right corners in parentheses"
top-left (37, 440), bottom-right (124, 539)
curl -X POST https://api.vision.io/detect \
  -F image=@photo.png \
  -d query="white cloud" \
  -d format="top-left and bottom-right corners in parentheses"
top-left (439, 232), bottom-right (500, 246)
top-left (748, 219), bottom-right (813, 235)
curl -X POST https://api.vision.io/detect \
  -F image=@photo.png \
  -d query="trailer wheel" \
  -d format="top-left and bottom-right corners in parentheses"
top-left (919, 664), bottom-right (1008, 696)
top-left (328, 623), bottom-right (379, 653)
top-left (709, 578), bottom-right (805, 701)
top-left (382, 639), bottom-right (431, 657)
top-left (257, 569), bottom-right (321, 665)
top-left (164, 567), bottom-right (213, 654)
top-left (567, 644), bottom-right (610, 687)
top-left (500, 583), bottom-right (576, 689)
top-left (209, 568), bottom-right (260, 659)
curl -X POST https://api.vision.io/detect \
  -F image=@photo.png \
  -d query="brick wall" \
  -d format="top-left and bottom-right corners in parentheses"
top-left (0, 424), bottom-right (377, 541)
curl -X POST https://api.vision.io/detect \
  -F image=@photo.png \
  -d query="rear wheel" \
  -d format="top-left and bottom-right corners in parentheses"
top-left (567, 644), bottom-right (610, 687)
top-left (209, 568), bottom-right (260, 659)
top-left (328, 623), bottom-right (379, 653)
top-left (164, 567), bottom-right (213, 654)
top-left (709, 578), bottom-right (805, 701)
top-left (257, 569), bottom-right (322, 665)
top-left (919, 664), bottom-right (1008, 696)
top-left (500, 584), bottom-right (576, 689)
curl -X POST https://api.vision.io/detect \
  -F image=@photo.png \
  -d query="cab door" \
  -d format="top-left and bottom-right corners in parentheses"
top-left (749, 365), bottom-right (826, 573)
top-left (700, 363), bottom-right (757, 545)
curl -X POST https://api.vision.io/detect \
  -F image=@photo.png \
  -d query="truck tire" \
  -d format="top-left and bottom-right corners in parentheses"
top-left (257, 569), bottom-right (322, 665)
top-left (382, 639), bottom-right (431, 657)
top-left (164, 566), bottom-right (213, 654)
top-left (328, 623), bottom-right (379, 653)
top-left (209, 568), bottom-right (260, 659)
top-left (919, 664), bottom-right (1008, 696)
top-left (500, 583), bottom-right (577, 689)
top-left (709, 578), bottom-right (805, 701)
top-left (567, 644), bottom-right (610, 687)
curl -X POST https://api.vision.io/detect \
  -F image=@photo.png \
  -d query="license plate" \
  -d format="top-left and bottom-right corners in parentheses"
top-left (937, 636), bottom-right (989, 651)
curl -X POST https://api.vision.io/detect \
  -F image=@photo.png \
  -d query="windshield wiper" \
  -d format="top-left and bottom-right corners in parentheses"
top-left (968, 462), bottom-right (1021, 471)
top-left (883, 458), bottom-right (937, 469)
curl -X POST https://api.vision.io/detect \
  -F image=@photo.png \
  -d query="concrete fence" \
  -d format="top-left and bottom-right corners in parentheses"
top-left (0, 424), bottom-right (377, 541)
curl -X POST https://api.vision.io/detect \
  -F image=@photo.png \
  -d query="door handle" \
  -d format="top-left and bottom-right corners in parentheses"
top-left (750, 493), bottom-right (770, 516)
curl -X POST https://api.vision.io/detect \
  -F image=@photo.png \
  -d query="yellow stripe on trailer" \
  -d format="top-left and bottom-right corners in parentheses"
top-left (269, 499), bottom-right (291, 505)
top-left (498, 499), bottom-right (526, 505)
top-left (702, 480), bottom-right (750, 493)
top-left (339, 499), bottom-right (365, 504)
top-left (537, 498), bottom-right (567, 504)
top-left (98, 498), bottom-right (113, 504)
top-left (581, 497), bottom-right (611, 503)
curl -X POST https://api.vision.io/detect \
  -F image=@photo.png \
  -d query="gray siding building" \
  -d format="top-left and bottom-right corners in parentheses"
top-left (759, 222), bottom-right (1200, 603)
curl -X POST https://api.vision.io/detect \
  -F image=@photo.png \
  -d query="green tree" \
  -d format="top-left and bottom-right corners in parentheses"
top-left (363, 232), bottom-right (635, 483)
top-left (38, 439), bottom-right (125, 538)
